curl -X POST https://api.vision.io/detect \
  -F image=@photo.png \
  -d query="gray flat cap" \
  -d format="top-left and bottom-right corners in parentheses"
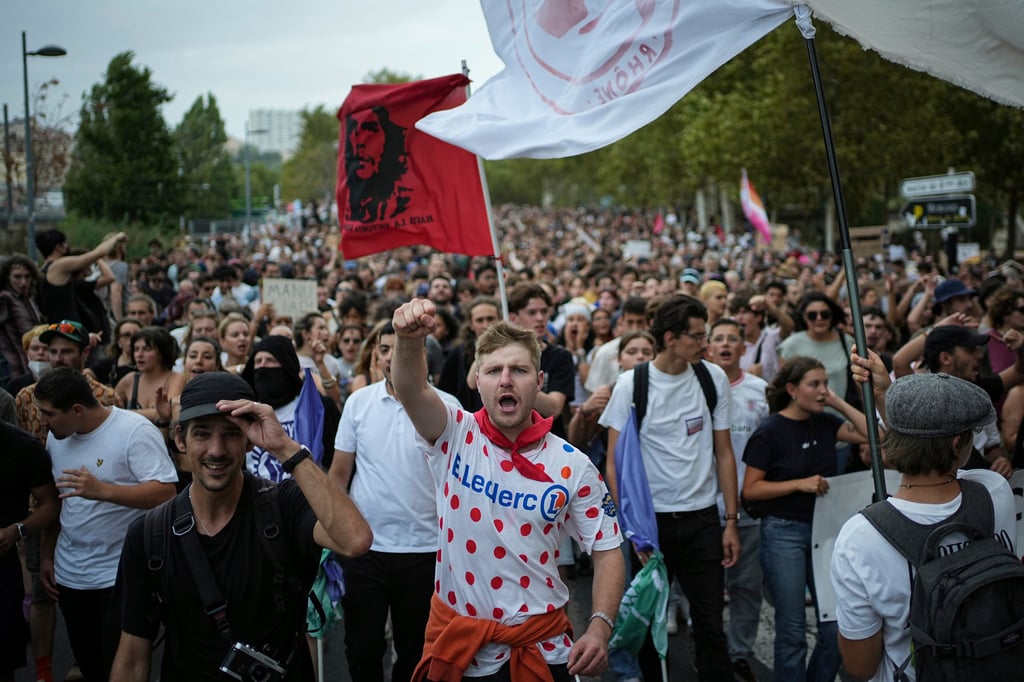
top-left (885, 373), bottom-right (995, 437)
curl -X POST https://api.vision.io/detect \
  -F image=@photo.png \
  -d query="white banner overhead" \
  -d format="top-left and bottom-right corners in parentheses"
top-left (417, 0), bottom-right (793, 159)
top-left (801, 0), bottom-right (1024, 110)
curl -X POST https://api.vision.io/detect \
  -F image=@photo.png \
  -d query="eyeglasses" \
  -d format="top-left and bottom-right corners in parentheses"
top-left (680, 331), bottom-right (708, 342)
top-left (710, 334), bottom-right (743, 344)
top-left (805, 310), bottom-right (832, 322)
top-left (340, 337), bottom-right (361, 345)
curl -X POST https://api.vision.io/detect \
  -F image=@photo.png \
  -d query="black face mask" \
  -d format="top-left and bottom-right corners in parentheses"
top-left (254, 367), bottom-right (298, 408)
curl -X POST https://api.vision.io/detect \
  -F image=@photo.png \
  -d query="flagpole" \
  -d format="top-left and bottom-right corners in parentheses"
top-left (795, 5), bottom-right (886, 502)
top-left (463, 59), bottom-right (510, 319)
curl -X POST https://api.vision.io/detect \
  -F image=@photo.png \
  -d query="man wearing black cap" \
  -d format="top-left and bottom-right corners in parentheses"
top-left (831, 372), bottom-right (1017, 681)
top-left (893, 322), bottom-right (1024, 476)
top-left (110, 372), bottom-right (371, 681)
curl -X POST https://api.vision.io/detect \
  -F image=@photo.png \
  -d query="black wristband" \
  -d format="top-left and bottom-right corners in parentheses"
top-left (281, 446), bottom-right (312, 474)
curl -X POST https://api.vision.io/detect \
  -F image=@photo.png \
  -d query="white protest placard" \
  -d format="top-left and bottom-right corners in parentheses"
top-left (622, 239), bottom-right (652, 259)
top-left (261, 278), bottom-right (318, 321)
top-left (812, 469), bottom-right (902, 622)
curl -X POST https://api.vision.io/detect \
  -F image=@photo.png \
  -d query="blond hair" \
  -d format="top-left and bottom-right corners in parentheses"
top-left (475, 321), bottom-right (541, 371)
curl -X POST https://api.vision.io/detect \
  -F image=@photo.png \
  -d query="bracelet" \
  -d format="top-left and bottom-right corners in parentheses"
top-left (321, 378), bottom-right (337, 389)
top-left (723, 512), bottom-right (741, 522)
top-left (281, 446), bottom-right (312, 474)
top-left (589, 611), bottom-right (614, 632)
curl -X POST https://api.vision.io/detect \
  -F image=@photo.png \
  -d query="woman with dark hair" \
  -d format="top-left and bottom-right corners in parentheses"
top-left (742, 356), bottom-right (874, 682)
top-left (778, 292), bottom-right (858, 472)
top-left (984, 285), bottom-right (1024, 374)
top-left (241, 335), bottom-right (340, 480)
top-left (0, 254), bottom-right (43, 379)
top-left (114, 327), bottom-right (186, 425)
top-left (93, 318), bottom-right (143, 387)
top-left (294, 311), bottom-right (342, 407)
top-left (182, 336), bottom-right (224, 380)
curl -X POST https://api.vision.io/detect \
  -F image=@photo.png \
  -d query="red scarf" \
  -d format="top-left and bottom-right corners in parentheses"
top-left (473, 408), bottom-right (554, 483)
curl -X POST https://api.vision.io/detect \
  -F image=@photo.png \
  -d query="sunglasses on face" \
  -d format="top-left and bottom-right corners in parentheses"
top-left (340, 337), bottom-right (361, 345)
top-left (805, 310), bottom-right (832, 322)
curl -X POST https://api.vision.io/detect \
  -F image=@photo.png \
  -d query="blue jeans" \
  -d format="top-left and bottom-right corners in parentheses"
top-left (760, 516), bottom-right (840, 682)
top-left (726, 524), bottom-right (763, 661)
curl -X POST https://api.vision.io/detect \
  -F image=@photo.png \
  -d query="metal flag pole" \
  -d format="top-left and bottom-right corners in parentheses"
top-left (462, 59), bottom-right (509, 319)
top-left (795, 4), bottom-right (886, 502)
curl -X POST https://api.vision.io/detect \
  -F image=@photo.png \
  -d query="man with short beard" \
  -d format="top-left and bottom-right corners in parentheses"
top-left (391, 300), bottom-right (624, 680)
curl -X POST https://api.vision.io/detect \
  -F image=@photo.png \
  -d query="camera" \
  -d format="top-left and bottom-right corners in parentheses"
top-left (219, 642), bottom-right (287, 682)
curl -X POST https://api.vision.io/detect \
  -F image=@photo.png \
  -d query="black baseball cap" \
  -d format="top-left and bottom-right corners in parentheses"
top-left (923, 325), bottom-right (988, 362)
top-left (178, 372), bottom-right (255, 423)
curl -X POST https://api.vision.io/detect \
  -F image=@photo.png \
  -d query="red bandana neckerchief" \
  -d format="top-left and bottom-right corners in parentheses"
top-left (473, 408), bottom-right (555, 483)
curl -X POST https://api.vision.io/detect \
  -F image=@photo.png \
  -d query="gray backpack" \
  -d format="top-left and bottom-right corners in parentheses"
top-left (860, 479), bottom-right (1024, 681)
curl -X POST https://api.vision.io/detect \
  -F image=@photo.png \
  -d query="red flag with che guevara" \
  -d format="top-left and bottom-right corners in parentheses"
top-left (336, 74), bottom-right (494, 259)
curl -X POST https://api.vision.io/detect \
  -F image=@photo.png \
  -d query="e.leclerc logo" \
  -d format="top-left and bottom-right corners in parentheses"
top-left (540, 485), bottom-right (569, 522)
top-left (507, 0), bottom-right (680, 114)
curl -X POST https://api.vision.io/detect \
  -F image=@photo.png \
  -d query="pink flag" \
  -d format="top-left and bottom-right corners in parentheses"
top-left (740, 168), bottom-right (772, 244)
top-left (653, 213), bottom-right (665, 235)
top-left (417, 0), bottom-right (793, 159)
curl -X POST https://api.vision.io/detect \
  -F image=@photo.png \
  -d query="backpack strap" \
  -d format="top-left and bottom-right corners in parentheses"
top-left (860, 478), bottom-right (994, 568)
top-left (754, 331), bottom-right (766, 365)
top-left (171, 489), bottom-right (234, 643)
top-left (633, 361), bottom-right (649, 433)
top-left (143, 496), bottom-right (176, 625)
top-left (691, 360), bottom-right (718, 415)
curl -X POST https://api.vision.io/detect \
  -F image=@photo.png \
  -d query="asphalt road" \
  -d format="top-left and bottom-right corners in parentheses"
top-left (15, 567), bottom-right (808, 682)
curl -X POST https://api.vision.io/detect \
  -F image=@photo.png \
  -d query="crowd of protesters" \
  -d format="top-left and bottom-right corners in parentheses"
top-left (2, 202), bottom-right (1024, 682)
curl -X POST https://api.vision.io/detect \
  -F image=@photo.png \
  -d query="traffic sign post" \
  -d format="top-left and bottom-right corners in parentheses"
top-left (899, 171), bottom-right (976, 198)
top-left (900, 194), bottom-right (976, 228)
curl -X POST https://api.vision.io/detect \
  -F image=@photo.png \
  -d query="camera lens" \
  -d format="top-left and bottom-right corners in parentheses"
top-left (249, 665), bottom-right (270, 682)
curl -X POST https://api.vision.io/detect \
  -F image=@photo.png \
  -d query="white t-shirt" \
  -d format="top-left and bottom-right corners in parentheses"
top-left (740, 326), bottom-right (782, 383)
top-left (335, 381), bottom-right (460, 552)
top-left (716, 371), bottom-right (769, 528)
top-left (830, 468), bottom-right (1017, 682)
top-left (246, 398), bottom-right (298, 483)
top-left (419, 403), bottom-right (621, 676)
top-left (584, 338), bottom-right (621, 393)
top-left (299, 354), bottom-right (341, 381)
top-left (599, 361), bottom-right (732, 512)
top-left (47, 408), bottom-right (178, 589)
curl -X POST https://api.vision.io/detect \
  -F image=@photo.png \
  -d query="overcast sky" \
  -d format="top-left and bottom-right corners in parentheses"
top-left (1, 0), bottom-right (504, 142)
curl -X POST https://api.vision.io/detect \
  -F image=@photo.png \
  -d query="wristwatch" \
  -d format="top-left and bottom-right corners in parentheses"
top-left (15, 522), bottom-right (28, 541)
top-left (723, 513), bottom-right (741, 522)
top-left (281, 446), bottom-right (312, 474)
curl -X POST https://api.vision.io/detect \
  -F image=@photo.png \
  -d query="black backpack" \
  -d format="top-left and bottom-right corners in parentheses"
top-left (632, 359), bottom-right (717, 431)
top-left (860, 479), bottom-right (1024, 681)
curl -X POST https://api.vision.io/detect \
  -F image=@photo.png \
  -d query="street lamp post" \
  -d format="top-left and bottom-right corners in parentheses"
top-left (244, 122), bottom-right (268, 231)
top-left (22, 31), bottom-right (66, 261)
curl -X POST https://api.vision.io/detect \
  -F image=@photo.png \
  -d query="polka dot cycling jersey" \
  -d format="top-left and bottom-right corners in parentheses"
top-left (420, 403), bottom-right (622, 675)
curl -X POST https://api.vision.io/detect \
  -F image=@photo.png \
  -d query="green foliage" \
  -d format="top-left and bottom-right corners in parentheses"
top-left (174, 94), bottom-right (238, 220)
top-left (58, 212), bottom-right (181, 260)
top-left (362, 68), bottom-right (419, 84)
top-left (280, 105), bottom-right (338, 206)
top-left (63, 52), bottom-right (179, 225)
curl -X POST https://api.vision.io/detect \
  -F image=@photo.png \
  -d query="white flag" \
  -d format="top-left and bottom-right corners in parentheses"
top-left (803, 0), bottom-right (1024, 110)
top-left (417, 0), bottom-right (793, 160)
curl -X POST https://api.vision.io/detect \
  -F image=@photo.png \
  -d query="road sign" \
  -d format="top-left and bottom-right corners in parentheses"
top-left (900, 194), bottom-right (976, 228)
top-left (899, 171), bottom-right (975, 198)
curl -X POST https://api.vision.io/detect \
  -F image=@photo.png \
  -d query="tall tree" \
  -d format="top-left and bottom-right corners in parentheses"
top-left (280, 105), bottom-right (337, 206)
top-left (174, 94), bottom-right (237, 219)
top-left (64, 52), bottom-right (178, 224)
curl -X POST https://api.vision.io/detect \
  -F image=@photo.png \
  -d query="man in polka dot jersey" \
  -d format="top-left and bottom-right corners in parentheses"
top-left (392, 299), bottom-right (625, 681)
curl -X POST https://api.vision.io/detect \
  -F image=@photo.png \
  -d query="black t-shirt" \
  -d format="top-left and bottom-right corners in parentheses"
top-left (116, 476), bottom-right (321, 681)
top-left (540, 344), bottom-right (575, 439)
top-left (742, 412), bottom-right (844, 523)
top-left (0, 422), bottom-right (52, 569)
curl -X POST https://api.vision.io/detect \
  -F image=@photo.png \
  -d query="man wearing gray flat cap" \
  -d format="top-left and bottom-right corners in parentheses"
top-left (830, 372), bottom-right (1017, 681)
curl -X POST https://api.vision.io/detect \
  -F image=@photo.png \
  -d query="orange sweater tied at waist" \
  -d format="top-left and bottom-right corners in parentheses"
top-left (411, 593), bottom-right (573, 682)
